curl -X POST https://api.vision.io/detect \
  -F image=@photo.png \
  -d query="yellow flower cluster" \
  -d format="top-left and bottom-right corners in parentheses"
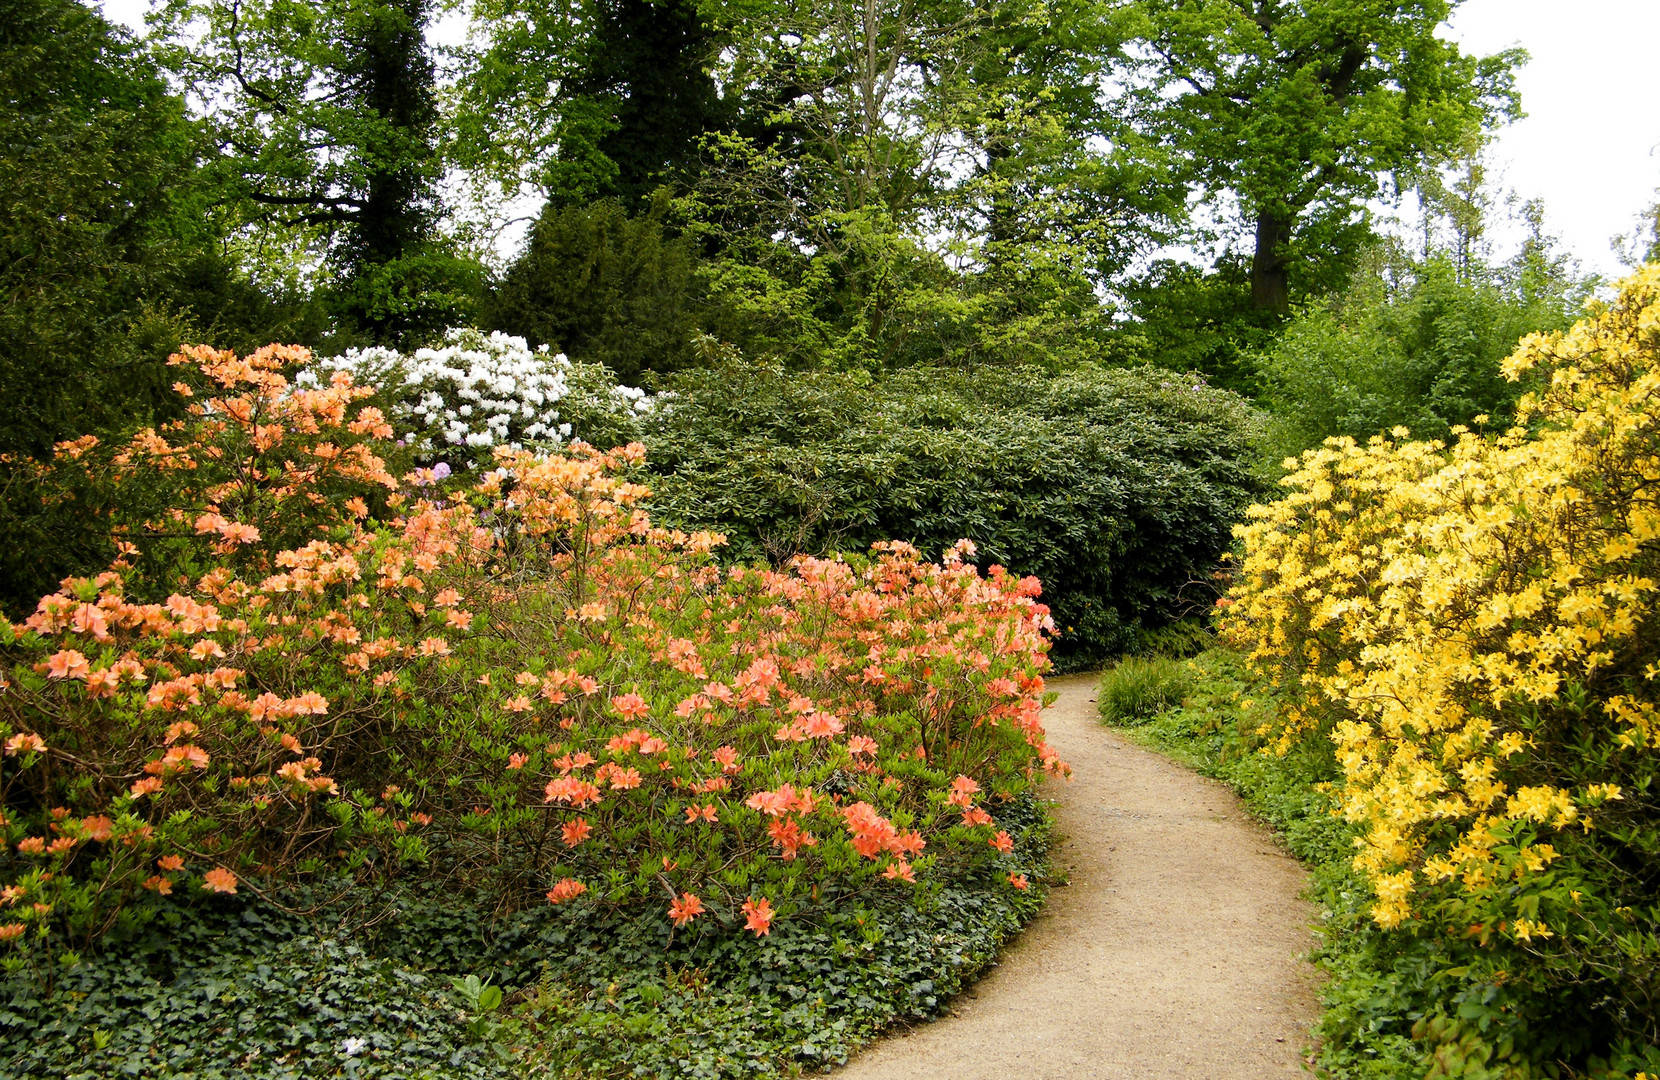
top-left (1225, 266), bottom-right (1660, 931)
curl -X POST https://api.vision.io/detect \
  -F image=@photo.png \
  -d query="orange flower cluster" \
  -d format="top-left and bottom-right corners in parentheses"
top-left (0, 344), bottom-right (1061, 949)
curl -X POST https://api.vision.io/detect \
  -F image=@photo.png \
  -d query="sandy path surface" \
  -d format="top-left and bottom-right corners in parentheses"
top-left (836, 673), bottom-right (1321, 1080)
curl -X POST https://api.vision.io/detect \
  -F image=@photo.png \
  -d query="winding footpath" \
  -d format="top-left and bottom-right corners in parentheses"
top-left (838, 674), bottom-right (1321, 1080)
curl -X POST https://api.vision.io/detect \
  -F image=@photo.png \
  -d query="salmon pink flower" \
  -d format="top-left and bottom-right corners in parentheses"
top-left (46, 649), bottom-right (91, 681)
top-left (158, 855), bottom-right (185, 871)
top-left (745, 786), bottom-right (797, 816)
top-left (674, 693), bottom-right (712, 718)
top-left (83, 667), bottom-right (119, 697)
top-left (741, 896), bottom-right (775, 937)
top-left (70, 604), bottom-right (110, 640)
top-left (543, 777), bottom-right (603, 806)
top-left (609, 693), bottom-right (650, 720)
top-left (947, 775), bottom-right (981, 807)
top-left (961, 806), bottom-right (994, 827)
top-left (882, 860), bottom-right (916, 883)
top-left (0, 924), bottom-right (25, 942)
top-left (667, 892), bottom-right (704, 927)
top-left (202, 867), bottom-right (238, 894)
top-left (767, 817), bottom-right (818, 860)
top-left (1008, 873), bottom-right (1029, 890)
top-left (80, 816), bottom-right (114, 842)
top-left (606, 728), bottom-right (648, 752)
top-left (143, 876), bottom-right (174, 896)
top-left (189, 640), bottom-right (226, 661)
top-left (803, 713), bottom-right (845, 739)
top-left (561, 818), bottom-right (593, 846)
top-left (507, 753), bottom-right (529, 770)
top-left (847, 735), bottom-right (878, 756)
top-left (4, 733), bottom-right (46, 757)
top-left (605, 766), bottom-right (642, 791)
top-left (990, 830), bottom-right (1014, 854)
top-left (546, 879), bottom-right (587, 903)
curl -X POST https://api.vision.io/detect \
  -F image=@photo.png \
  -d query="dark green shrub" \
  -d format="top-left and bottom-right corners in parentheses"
top-left (1258, 252), bottom-right (1589, 464)
top-left (488, 196), bottom-right (701, 382)
top-left (642, 362), bottom-right (1266, 666)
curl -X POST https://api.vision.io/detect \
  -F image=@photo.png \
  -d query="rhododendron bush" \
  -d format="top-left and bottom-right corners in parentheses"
top-left (1223, 266), bottom-right (1660, 1060)
top-left (0, 343), bottom-right (1063, 961)
top-left (301, 327), bottom-right (662, 470)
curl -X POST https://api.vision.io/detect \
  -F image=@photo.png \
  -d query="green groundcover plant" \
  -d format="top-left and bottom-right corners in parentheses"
top-left (0, 342), bottom-right (1065, 1077)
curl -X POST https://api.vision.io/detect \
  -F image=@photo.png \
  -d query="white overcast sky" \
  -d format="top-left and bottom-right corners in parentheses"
top-left (1446, 0), bottom-right (1660, 279)
top-left (99, 0), bottom-right (1660, 279)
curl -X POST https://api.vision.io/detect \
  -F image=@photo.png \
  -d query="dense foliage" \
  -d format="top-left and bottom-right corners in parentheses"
top-left (155, 0), bottom-right (477, 343)
top-left (1221, 267), bottom-right (1660, 1075)
top-left (1258, 248), bottom-right (1590, 463)
top-left (486, 198), bottom-right (703, 382)
top-left (639, 361), bottom-right (1266, 665)
top-left (0, 0), bottom-right (264, 460)
top-left (1127, 0), bottom-right (1521, 310)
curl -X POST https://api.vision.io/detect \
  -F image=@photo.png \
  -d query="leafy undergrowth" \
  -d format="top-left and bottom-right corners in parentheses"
top-left (1, 795), bottom-right (1050, 1080)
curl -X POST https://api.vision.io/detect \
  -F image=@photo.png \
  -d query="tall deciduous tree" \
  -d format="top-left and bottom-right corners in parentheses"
top-left (1130, 0), bottom-right (1522, 310)
top-left (454, 0), bottom-right (731, 207)
top-left (158, 0), bottom-right (477, 343)
top-left (678, 0), bottom-right (1176, 369)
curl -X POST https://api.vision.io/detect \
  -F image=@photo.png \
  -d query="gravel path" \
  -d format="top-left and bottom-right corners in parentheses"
top-left (836, 673), bottom-right (1321, 1080)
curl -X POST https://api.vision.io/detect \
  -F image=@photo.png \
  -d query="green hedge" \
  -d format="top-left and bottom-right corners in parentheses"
top-left (642, 363), bottom-right (1265, 665)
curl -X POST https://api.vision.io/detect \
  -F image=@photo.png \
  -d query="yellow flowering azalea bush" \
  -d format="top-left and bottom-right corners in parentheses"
top-left (0, 344), bottom-right (1064, 973)
top-left (1225, 267), bottom-right (1660, 1065)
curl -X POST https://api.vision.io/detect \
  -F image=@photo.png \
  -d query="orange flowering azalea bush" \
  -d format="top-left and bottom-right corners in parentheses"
top-left (1223, 267), bottom-right (1660, 1073)
top-left (0, 344), bottom-right (1064, 969)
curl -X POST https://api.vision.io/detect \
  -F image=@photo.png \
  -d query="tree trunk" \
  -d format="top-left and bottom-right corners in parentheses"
top-left (1250, 210), bottom-right (1292, 312)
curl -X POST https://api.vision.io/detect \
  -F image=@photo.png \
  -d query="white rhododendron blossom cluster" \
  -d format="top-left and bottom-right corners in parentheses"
top-left (297, 328), bottom-right (661, 466)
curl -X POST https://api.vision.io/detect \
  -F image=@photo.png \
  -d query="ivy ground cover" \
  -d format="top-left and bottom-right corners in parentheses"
top-left (0, 344), bottom-right (1064, 1077)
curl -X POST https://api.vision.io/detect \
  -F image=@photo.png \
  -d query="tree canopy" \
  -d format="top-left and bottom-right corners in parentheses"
top-left (2, 0), bottom-right (1533, 400)
top-left (1127, 0), bottom-right (1522, 310)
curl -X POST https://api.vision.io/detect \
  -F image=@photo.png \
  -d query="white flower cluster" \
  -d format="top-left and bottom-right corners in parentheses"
top-left (298, 328), bottom-right (660, 466)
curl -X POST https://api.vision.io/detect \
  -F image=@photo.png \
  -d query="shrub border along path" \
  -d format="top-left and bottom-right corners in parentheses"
top-left (837, 674), bottom-right (1320, 1079)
